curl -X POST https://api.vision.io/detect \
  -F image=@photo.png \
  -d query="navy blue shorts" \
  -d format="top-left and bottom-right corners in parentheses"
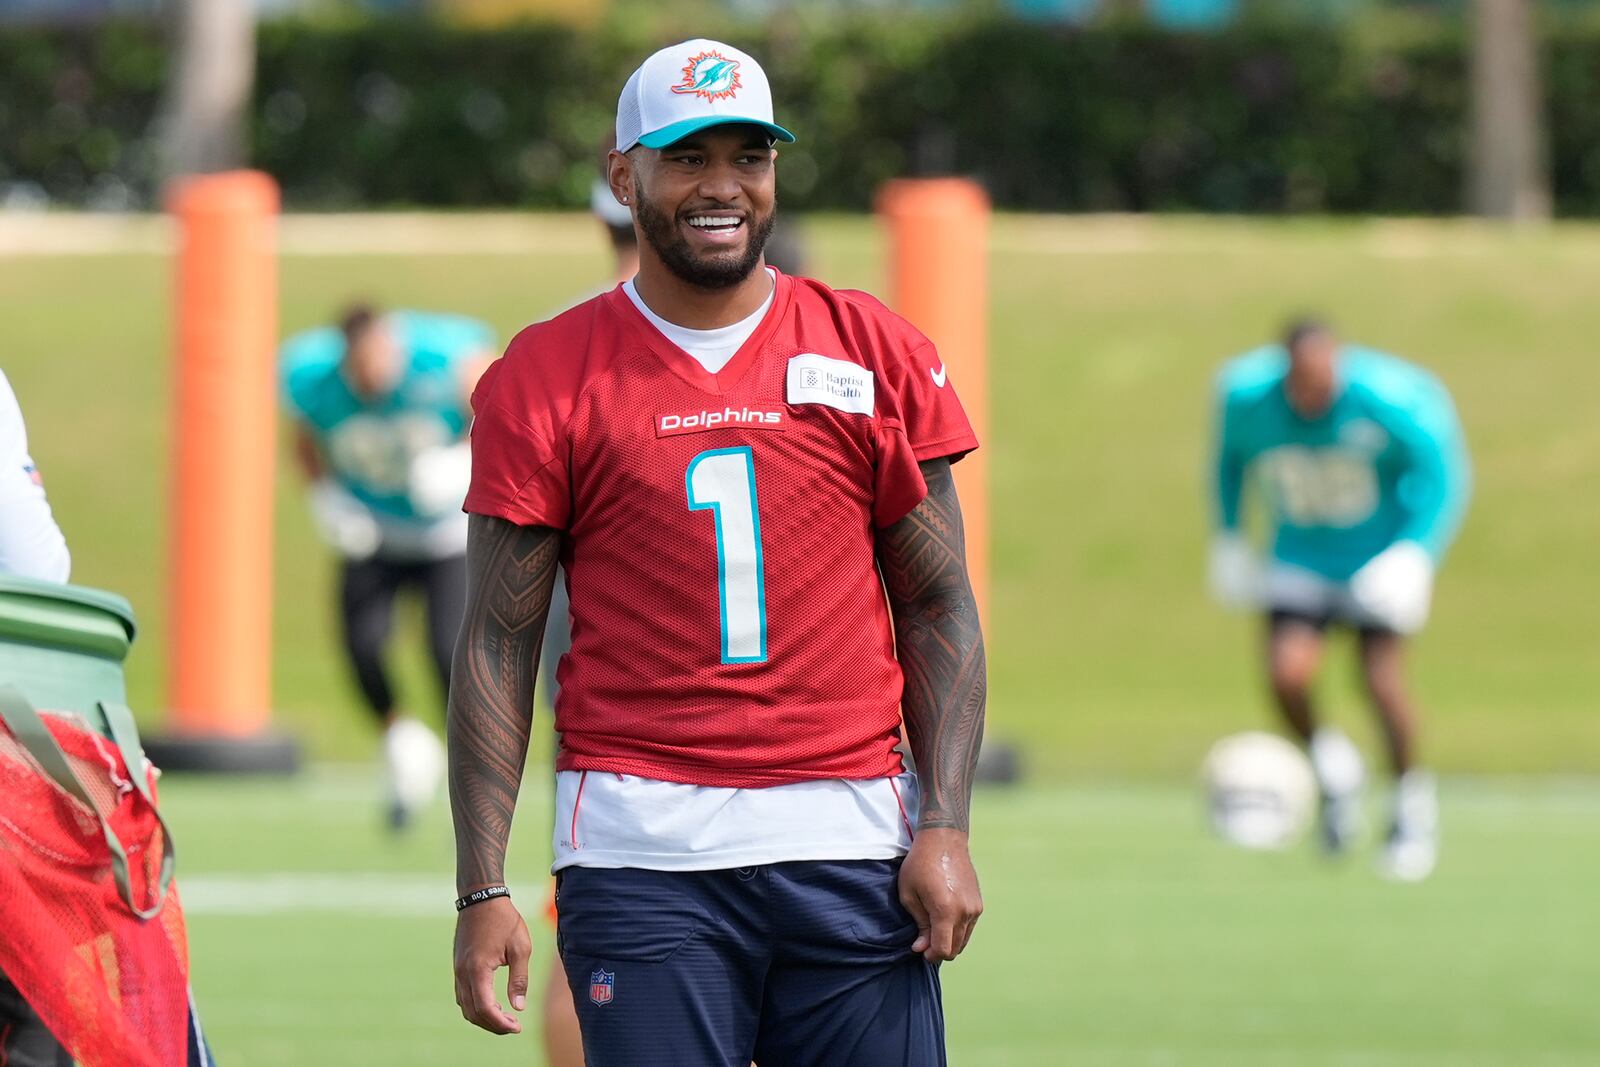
top-left (556, 859), bottom-right (945, 1066)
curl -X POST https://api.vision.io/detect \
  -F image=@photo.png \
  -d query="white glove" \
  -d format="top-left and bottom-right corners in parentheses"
top-left (309, 480), bottom-right (381, 560)
top-left (1349, 541), bottom-right (1434, 634)
top-left (407, 442), bottom-right (472, 518)
top-left (1208, 533), bottom-right (1261, 610)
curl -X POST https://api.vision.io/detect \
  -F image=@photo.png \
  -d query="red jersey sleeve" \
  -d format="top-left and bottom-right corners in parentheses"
top-left (463, 328), bottom-right (572, 529)
top-left (858, 302), bottom-right (980, 528)
top-left (890, 339), bottom-right (980, 463)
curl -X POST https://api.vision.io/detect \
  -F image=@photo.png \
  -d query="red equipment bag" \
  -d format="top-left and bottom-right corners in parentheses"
top-left (0, 685), bottom-right (191, 1067)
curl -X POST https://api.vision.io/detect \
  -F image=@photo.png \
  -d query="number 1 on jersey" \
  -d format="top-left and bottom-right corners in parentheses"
top-left (686, 447), bottom-right (768, 664)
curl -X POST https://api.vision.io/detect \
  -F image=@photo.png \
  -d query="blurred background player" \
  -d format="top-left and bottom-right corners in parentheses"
top-left (281, 304), bottom-right (495, 828)
top-left (1208, 318), bottom-right (1471, 881)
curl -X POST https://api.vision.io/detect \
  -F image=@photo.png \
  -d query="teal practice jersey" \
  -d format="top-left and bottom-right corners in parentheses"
top-left (280, 311), bottom-right (491, 523)
top-left (1212, 345), bottom-right (1471, 581)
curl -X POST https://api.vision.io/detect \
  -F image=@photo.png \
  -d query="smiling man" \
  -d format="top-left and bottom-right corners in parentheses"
top-left (448, 38), bottom-right (986, 1066)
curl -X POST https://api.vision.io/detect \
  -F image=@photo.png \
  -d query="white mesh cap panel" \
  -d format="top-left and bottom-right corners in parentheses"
top-left (615, 65), bottom-right (645, 152)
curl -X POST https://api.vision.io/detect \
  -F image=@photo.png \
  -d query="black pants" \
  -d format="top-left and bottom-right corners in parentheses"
top-left (0, 971), bottom-right (70, 1067)
top-left (339, 553), bottom-right (467, 720)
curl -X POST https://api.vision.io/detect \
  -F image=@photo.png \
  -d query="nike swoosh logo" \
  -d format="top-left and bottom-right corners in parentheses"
top-left (930, 363), bottom-right (948, 388)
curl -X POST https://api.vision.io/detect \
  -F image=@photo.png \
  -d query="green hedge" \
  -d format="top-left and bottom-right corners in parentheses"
top-left (4, 15), bottom-right (1599, 214)
top-left (250, 16), bottom-right (1475, 214)
top-left (0, 21), bottom-right (167, 207)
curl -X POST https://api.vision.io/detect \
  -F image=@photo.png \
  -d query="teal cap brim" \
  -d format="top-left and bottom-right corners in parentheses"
top-left (638, 116), bottom-right (797, 150)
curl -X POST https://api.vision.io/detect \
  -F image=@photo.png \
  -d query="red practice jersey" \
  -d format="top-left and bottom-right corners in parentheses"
top-left (465, 270), bottom-right (977, 788)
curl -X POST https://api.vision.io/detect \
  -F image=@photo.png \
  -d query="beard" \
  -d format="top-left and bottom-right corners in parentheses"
top-left (634, 183), bottom-right (777, 291)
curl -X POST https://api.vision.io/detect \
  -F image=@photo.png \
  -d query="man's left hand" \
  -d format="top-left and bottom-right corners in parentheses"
top-left (898, 827), bottom-right (983, 963)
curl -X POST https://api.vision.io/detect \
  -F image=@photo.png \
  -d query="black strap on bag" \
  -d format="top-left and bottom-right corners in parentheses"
top-left (0, 685), bottom-right (176, 920)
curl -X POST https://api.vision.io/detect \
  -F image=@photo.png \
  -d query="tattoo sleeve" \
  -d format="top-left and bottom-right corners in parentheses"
top-left (448, 513), bottom-right (562, 894)
top-left (877, 457), bottom-right (988, 833)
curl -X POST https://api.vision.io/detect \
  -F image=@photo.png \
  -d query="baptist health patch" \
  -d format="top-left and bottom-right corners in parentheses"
top-left (785, 353), bottom-right (874, 416)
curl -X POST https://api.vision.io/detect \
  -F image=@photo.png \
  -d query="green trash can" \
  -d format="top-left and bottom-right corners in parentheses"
top-left (0, 574), bottom-right (137, 725)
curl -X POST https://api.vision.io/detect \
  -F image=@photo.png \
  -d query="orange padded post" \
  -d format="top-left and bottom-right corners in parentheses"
top-left (876, 179), bottom-right (991, 622)
top-left (153, 171), bottom-right (296, 772)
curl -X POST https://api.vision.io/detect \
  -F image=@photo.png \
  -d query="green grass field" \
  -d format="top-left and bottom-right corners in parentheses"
top-left (3, 214), bottom-right (1599, 1062)
top-left (166, 767), bottom-right (1600, 1066)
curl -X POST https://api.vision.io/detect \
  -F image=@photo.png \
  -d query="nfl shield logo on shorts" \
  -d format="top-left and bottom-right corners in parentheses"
top-left (589, 969), bottom-right (615, 1006)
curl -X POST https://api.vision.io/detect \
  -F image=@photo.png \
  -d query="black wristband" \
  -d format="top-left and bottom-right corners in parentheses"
top-left (455, 885), bottom-right (511, 912)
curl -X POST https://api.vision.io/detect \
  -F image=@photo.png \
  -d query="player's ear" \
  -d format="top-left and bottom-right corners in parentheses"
top-left (606, 149), bottom-right (635, 215)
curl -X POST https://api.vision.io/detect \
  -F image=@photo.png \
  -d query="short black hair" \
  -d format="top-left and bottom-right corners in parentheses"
top-left (1281, 316), bottom-right (1334, 353)
top-left (339, 303), bottom-right (382, 345)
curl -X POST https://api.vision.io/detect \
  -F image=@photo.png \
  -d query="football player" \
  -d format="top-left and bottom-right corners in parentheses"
top-left (449, 39), bottom-right (986, 1064)
top-left (1209, 318), bottom-right (1471, 880)
top-left (281, 306), bottom-right (494, 828)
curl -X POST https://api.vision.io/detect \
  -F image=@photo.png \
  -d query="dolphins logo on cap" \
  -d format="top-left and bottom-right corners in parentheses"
top-left (670, 51), bottom-right (742, 102)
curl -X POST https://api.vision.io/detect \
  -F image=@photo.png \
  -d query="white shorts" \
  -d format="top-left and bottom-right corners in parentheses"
top-left (1264, 563), bottom-right (1397, 632)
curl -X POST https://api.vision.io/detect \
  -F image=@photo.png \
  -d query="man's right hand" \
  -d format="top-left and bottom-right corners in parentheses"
top-left (452, 897), bottom-right (533, 1035)
top-left (1208, 532), bottom-right (1260, 610)
top-left (898, 827), bottom-right (984, 963)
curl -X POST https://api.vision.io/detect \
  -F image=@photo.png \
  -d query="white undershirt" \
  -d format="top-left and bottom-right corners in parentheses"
top-left (551, 771), bottom-right (918, 873)
top-left (554, 270), bottom-right (916, 873)
top-left (622, 269), bottom-right (776, 374)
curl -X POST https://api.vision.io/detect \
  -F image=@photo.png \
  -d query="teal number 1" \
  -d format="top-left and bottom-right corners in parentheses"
top-left (685, 447), bottom-right (768, 664)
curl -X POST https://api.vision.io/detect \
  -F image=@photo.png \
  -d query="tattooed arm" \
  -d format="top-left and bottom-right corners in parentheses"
top-left (878, 456), bottom-right (987, 962)
top-left (450, 513), bottom-right (561, 1035)
top-left (880, 457), bottom-right (988, 831)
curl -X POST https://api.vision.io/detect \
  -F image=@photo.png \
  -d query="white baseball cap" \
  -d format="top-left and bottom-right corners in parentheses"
top-left (615, 38), bottom-right (796, 153)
